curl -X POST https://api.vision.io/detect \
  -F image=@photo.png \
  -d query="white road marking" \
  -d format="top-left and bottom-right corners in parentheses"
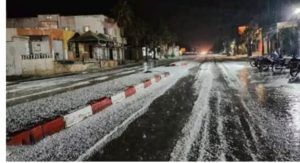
top-left (7, 81), bottom-right (90, 103)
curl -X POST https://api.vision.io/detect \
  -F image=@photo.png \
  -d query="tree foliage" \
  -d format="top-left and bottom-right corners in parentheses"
top-left (111, 0), bottom-right (134, 36)
top-left (111, 0), bottom-right (177, 60)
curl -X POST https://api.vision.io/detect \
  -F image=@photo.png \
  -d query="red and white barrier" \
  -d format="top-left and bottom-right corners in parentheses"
top-left (151, 78), bottom-right (156, 84)
top-left (29, 125), bottom-right (44, 143)
top-left (7, 130), bottom-right (31, 145)
top-left (111, 92), bottom-right (126, 104)
top-left (42, 117), bottom-right (65, 136)
top-left (7, 71), bottom-right (173, 146)
top-left (90, 97), bottom-right (112, 114)
top-left (64, 106), bottom-right (93, 128)
top-left (124, 86), bottom-right (136, 97)
top-left (155, 75), bottom-right (161, 82)
top-left (134, 83), bottom-right (145, 93)
top-left (143, 79), bottom-right (152, 88)
top-left (7, 117), bottom-right (65, 145)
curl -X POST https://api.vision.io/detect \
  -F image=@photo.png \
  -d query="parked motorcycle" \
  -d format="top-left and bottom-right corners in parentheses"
top-left (249, 56), bottom-right (261, 67)
top-left (256, 51), bottom-right (289, 73)
top-left (289, 58), bottom-right (300, 77)
top-left (271, 57), bottom-right (292, 73)
top-left (257, 56), bottom-right (273, 72)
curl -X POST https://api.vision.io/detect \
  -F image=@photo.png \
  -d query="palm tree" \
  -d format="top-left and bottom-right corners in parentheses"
top-left (111, 0), bottom-right (134, 62)
top-left (112, 0), bottom-right (133, 34)
top-left (127, 17), bottom-right (147, 61)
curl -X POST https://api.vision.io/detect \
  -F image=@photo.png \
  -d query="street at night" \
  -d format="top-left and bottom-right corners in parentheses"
top-left (5, 57), bottom-right (300, 161)
top-left (3, 0), bottom-right (300, 162)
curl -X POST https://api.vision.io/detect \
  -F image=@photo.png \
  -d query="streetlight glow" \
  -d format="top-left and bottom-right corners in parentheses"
top-left (294, 8), bottom-right (300, 15)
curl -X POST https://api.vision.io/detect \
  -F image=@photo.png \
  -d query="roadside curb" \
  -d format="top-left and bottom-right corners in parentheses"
top-left (7, 71), bottom-right (171, 146)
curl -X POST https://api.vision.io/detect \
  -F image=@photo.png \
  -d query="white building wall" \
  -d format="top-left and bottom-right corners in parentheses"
top-left (21, 58), bottom-right (54, 75)
top-left (7, 14), bottom-right (126, 67)
top-left (6, 37), bottom-right (29, 76)
top-left (6, 28), bottom-right (17, 41)
top-left (53, 40), bottom-right (64, 60)
top-left (59, 16), bottom-right (76, 30)
top-left (73, 15), bottom-right (106, 33)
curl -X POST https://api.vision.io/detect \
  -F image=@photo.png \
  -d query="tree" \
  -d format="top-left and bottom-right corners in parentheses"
top-left (127, 17), bottom-right (148, 60)
top-left (240, 24), bottom-right (260, 56)
top-left (111, 0), bottom-right (134, 35)
top-left (111, 0), bottom-right (134, 61)
top-left (211, 37), bottom-right (224, 54)
top-left (155, 22), bottom-right (177, 59)
top-left (111, 1), bottom-right (177, 61)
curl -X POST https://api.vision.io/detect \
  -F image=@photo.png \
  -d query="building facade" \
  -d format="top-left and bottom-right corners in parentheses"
top-left (6, 14), bottom-right (127, 76)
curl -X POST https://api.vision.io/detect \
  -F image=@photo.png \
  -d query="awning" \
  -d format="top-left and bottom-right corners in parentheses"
top-left (70, 31), bottom-right (110, 43)
top-left (97, 33), bottom-right (112, 42)
top-left (76, 31), bottom-right (100, 42)
top-left (68, 33), bottom-right (80, 42)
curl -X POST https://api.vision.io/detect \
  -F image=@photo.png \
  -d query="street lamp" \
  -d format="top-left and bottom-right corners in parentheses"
top-left (294, 8), bottom-right (300, 15)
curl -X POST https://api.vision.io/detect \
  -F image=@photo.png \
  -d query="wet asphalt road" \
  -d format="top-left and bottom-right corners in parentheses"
top-left (87, 61), bottom-right (300, 161)
top-left (88, 67), bottom-right (199, 161)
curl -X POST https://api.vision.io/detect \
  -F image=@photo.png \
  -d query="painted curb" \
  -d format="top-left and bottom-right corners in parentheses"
top-left (111, 92), bottom-right (126, 104)
top-left (29, 125), bottom-right (44, 143)
top-left (7, 130), bottom-right (30, 145)
top-left (64, 106), bottom-right (93, 128)
top-left (155, 75), bottom-right (161, 82)
top-left (134, 83), bottom-right (145, 93)
top-left (7, 71), bottom-right (173, 146)
top-left (7, 117), bottom-right (65, 145)
top-left (42, 117), bottom-right (65, 136)
top-left (90, 97), bottom-right (112, 114)
top-left (143, 79), bottom-right (152, 88)
top-left (124, 86), bottom-right (136, 97)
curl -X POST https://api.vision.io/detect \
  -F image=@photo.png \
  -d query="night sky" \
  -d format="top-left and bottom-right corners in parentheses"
top-left (6, 0), bottom-right (299, 49)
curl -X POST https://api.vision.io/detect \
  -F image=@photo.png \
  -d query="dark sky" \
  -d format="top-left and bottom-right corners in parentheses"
top-left (6, 0), bottom-right (297, 49)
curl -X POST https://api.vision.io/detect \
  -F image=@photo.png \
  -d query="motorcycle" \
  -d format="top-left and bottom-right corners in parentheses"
top-left (257, 56), bottom-right (273, 72)
top-left (289, 58), bottom-right (300, 77)
top-left (249, 56), bottom-right (259, 67)
top-left (271, 57), bottom-right (292, 73)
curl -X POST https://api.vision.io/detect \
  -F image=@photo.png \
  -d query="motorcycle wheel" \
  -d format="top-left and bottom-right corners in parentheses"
top-left (290, 62), bottom-right (300, 77)
top-left (249, 60), bottom-right (256, 67)
top-left (290, 67), bottom-right (299, 77)
top-left (258, 63), bottom-right (269, 72)
top-left (272, 63), bottom-right (284, 73)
